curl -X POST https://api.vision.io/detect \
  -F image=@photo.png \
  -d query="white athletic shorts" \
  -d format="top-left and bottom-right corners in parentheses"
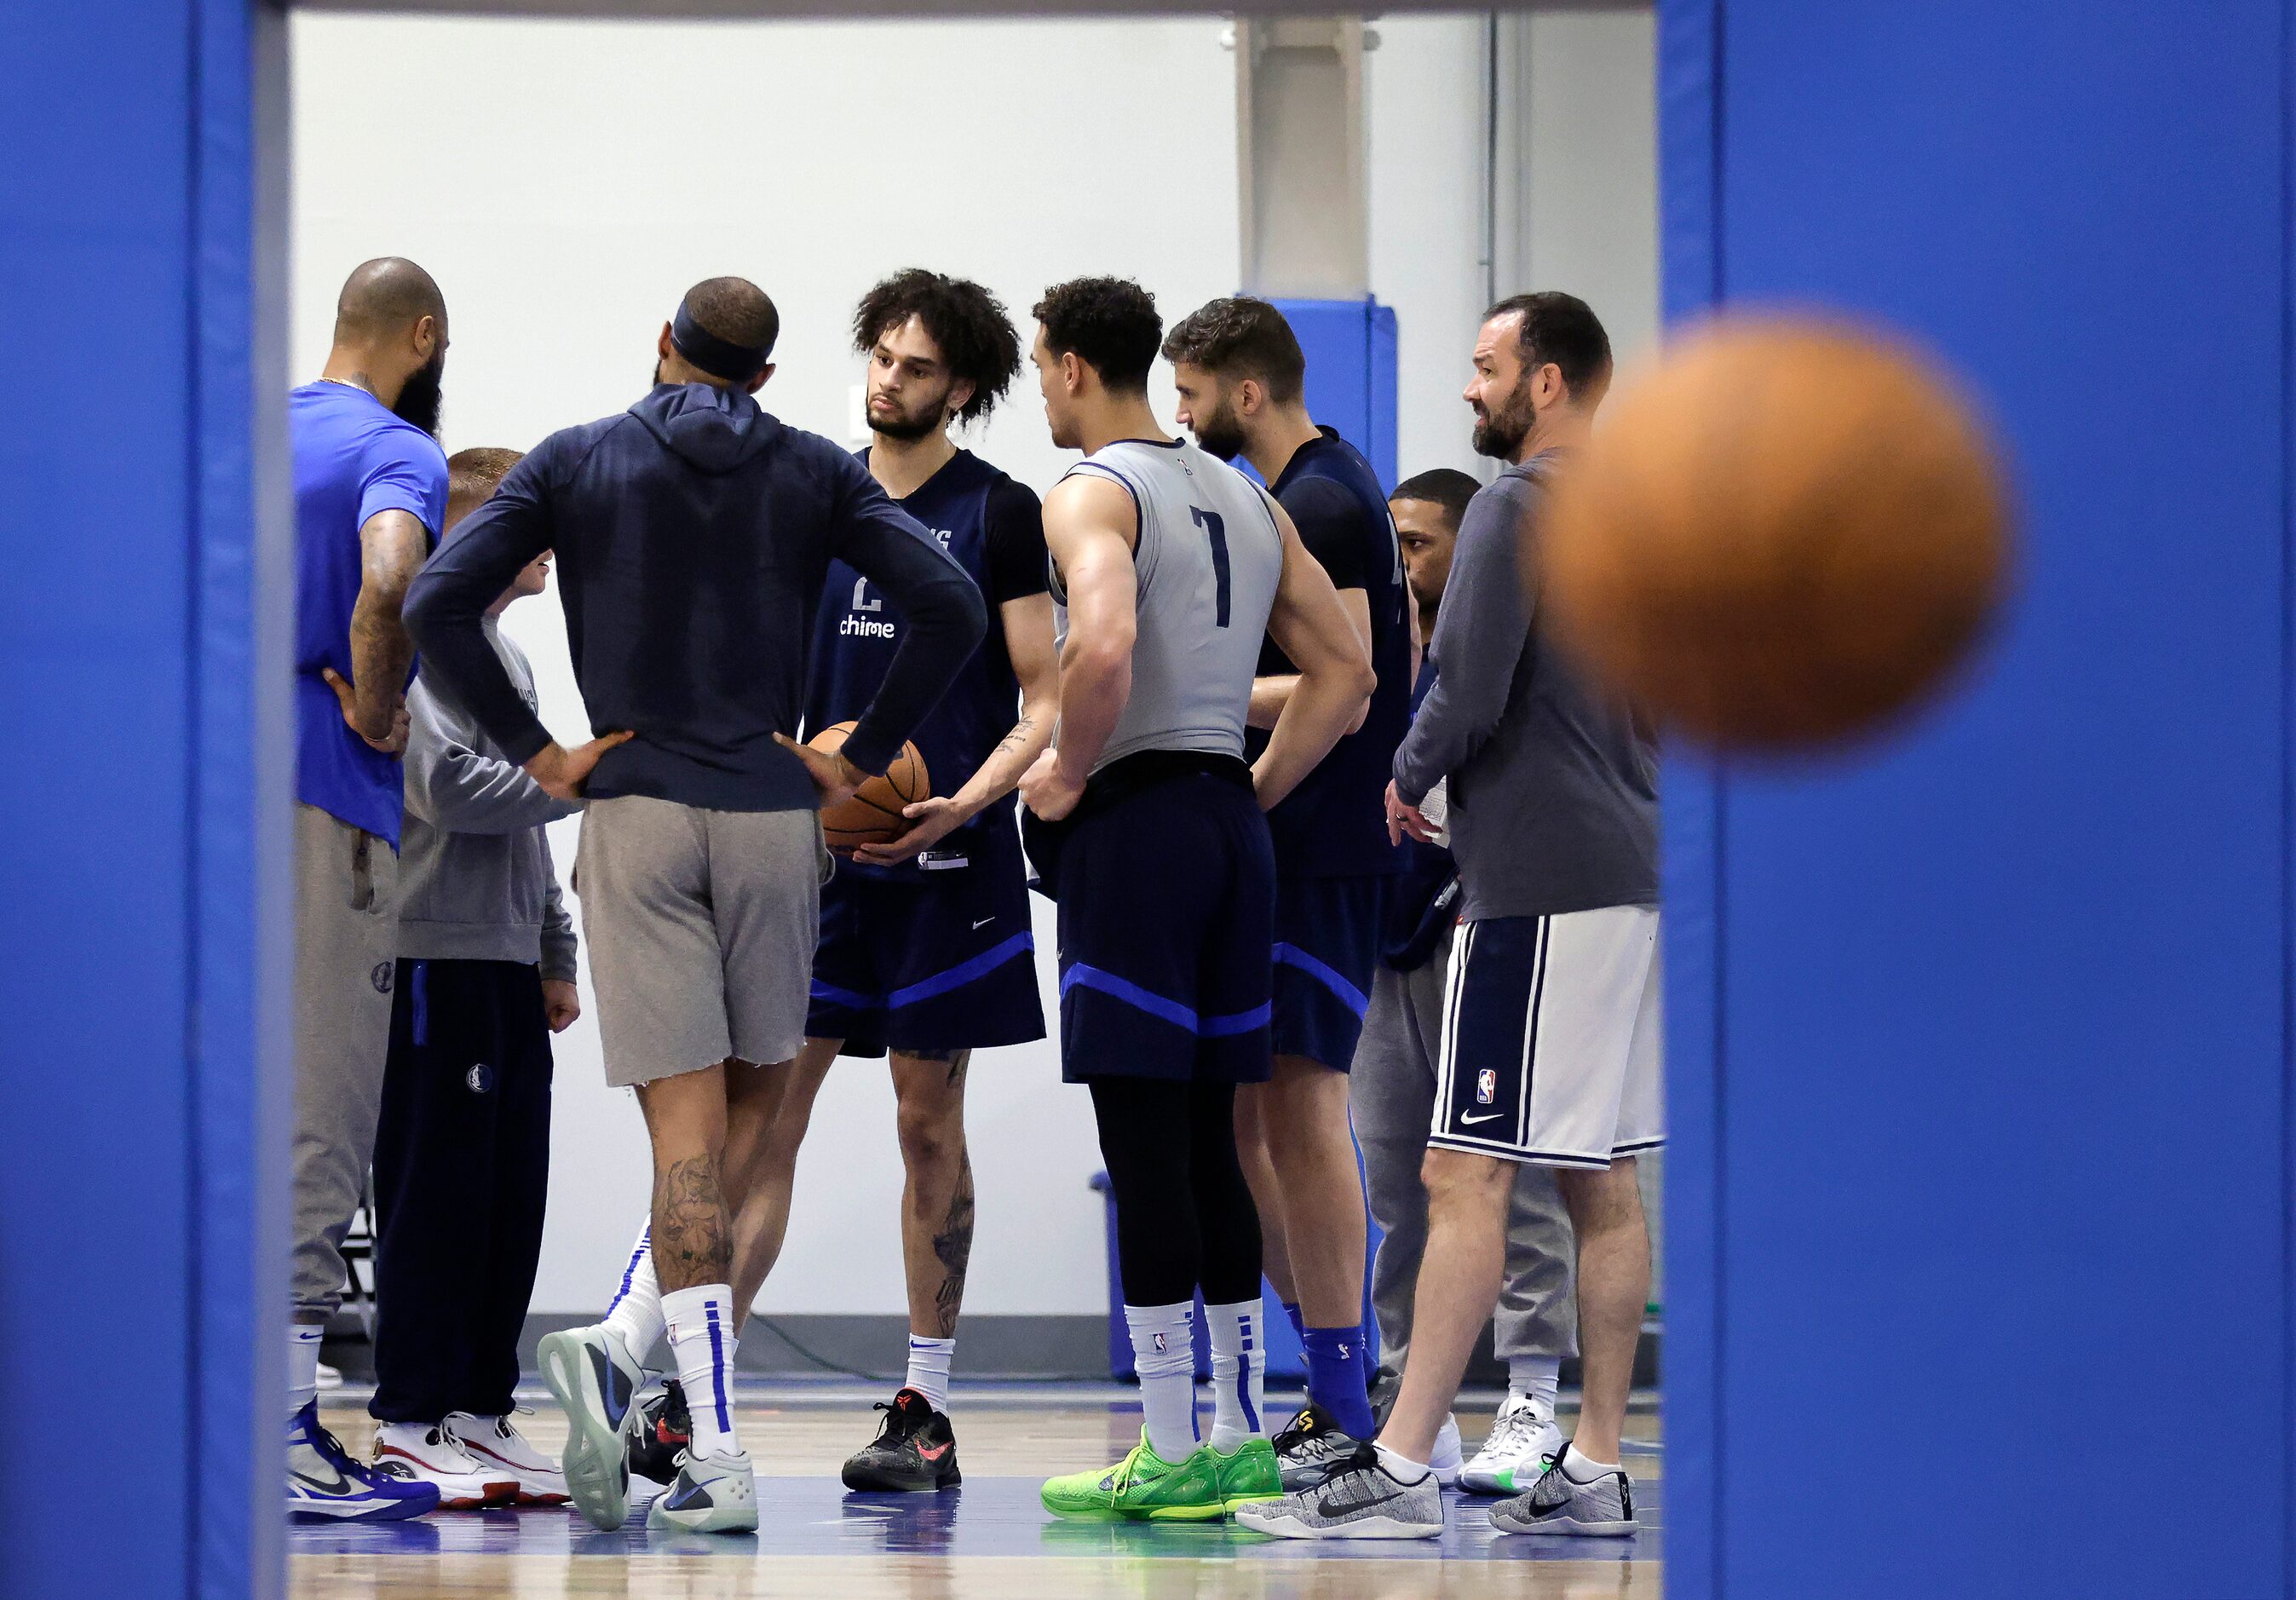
top-left (1429, 905), bottom-right (1664, 1168)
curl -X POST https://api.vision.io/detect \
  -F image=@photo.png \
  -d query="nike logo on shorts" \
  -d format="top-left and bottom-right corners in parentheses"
top-left (972, 917), bottom-right (994, 929)
top-left (1460, 1110), bottom-right (1505, 1125)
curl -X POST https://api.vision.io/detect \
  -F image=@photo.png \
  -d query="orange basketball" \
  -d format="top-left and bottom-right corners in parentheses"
top-left (1540, 314), bottom-right (2012, 751)
top-left (808, 721), bottom-right (929, 850)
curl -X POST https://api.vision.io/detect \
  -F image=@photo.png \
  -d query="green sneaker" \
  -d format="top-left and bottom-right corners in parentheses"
top-left (1040, 1430), bottom-right (1227, 1522)
top-left (1214, 1436), bottom-right (1281, 1512)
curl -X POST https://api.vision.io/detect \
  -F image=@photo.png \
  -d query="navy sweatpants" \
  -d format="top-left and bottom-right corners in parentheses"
top-left (369, 958), bottom-right (555, 1424)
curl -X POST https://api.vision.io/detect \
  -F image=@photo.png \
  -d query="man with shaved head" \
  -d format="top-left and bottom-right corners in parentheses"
top-left (408, 276), bottom-right (986, 1534)
top-left (285, 256), bottom-right (453, 1522)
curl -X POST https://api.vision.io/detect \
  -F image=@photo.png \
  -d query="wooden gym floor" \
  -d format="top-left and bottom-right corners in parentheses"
top-left (290, 1381), bottom-right (1661, 1597)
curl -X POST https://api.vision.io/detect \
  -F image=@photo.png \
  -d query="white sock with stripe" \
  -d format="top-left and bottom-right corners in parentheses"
top-left (600, 1225), bottom-right (665, 1368)
top-left (662, 1285), bottom-right (741, 1459)
top-left (904, 1336), bottom-right (955, 1413)
top-left (1204, 1299), bottom-right (1265, 1452)
top-left (287, 1322), bottom-right (325, 1419)
top-left (1124, 1302), bottom-right (1201, 1462)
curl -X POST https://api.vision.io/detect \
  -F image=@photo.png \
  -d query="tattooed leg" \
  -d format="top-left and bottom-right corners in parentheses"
top-left (890, 1049), bottom-right (974, 1338)
top-left (635, 1062), bottom-right (734, 1292)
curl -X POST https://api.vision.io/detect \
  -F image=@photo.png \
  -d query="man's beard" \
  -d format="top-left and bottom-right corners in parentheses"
top-left (1191, 394), bottom-right (1248, 463)
top-left (1471, 382), bottom-right (1536, 460)
top-left (393, 352), bottom-right (445, 438)
top-left (870, 383), bottom-right (953, 443)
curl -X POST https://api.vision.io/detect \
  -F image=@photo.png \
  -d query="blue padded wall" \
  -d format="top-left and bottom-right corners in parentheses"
top-left (1660, 3), bottom-right (2293, 1595)
top-left (1270, 297), bottom-right (1401, 491)
top-left (0, 4), bottom-right (277, 1597)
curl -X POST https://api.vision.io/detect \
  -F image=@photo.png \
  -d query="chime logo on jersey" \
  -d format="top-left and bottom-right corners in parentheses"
top-left (1476, 1068), bottom-right (1497, 1105)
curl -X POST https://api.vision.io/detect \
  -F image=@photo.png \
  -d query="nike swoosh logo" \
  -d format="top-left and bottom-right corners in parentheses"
top-left (1460, 1111), bottom-right (1504, 1125)
top-left (293, 1463), bottom-right (354, 1496)
top-left (1321, 1487), bottom-right (1406, 1518)
top-left (972, 917), bottom-right (994, 929)
top-left (917, 1441), bottom-right (952, 1462)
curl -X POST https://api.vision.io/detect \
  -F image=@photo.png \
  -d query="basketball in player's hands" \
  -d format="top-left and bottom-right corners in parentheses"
top-left (808, 721), bottom-right (930, 850)
top-left (1539, 313), bottom-right (2012, 751)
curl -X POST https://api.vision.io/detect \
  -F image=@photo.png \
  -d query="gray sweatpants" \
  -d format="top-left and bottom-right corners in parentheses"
top-left (1352, 922), bottom-right (1578, 1368)
top-left (291, 802), bottom-right (400, 1320)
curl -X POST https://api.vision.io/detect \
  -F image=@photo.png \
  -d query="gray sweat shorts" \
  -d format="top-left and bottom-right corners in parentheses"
top-left (575, 796), bottom-right (829, 1088)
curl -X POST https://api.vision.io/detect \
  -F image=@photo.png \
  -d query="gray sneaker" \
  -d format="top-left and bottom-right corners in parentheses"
top-left (1270, 1403), bottom-right (1362, 1492)
top-left (1488, 1453), bottom-right (1639, 1537)
top-left (645, 1448), bottom-right (758, 1534)
top-left (1234, 1443), bottom-right (1442, 1540)
top-left (538, 1325), bottom-right (643, 1531)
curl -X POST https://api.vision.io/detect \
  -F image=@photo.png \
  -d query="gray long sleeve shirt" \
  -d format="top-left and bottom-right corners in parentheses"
top-left (396, 616), bottom-right (579, 978)
top-left (1391, 454), bottom-right (1660, 923)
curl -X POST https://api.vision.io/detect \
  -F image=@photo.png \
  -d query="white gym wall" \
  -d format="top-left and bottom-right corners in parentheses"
top-left (289, 8), bottom-right (1657, 1327)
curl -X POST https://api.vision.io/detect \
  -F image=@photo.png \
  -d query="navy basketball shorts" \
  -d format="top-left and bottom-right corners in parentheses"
top-left (805, 853), bottom-right (1044, 1059)
top-left (1269, 875), bottom-right (1387, 1071)
top-left (1055, 772), bottom-right (1277, 1085)
top-left (1430, 906), bottom-right (1665, 1168)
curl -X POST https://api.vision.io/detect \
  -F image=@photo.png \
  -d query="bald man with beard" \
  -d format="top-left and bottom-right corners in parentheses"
top-left (285, 256), bottom-right (457, 1522)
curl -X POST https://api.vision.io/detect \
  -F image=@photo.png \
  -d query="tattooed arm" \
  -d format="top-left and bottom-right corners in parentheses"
top-left (849, 591), bottom-right (1061, 865)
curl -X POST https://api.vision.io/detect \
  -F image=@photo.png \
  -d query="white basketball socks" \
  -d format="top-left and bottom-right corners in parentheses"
top-left (1125, 1302), bottom-right (1200, 1462)
top-left (1203, 1299), bottom-right (1264, 1453)
top-left (905, 1336), bottom-right (956, 1413)
top-left (287, 1323), bottom-right (325, 1419)
top-left (663, 1285), bottom-right (740, 1460)
top-left (601, 1225), bottom-right (665, 1369)
top-left (1509, 1353), bottom-right (1562, 1419)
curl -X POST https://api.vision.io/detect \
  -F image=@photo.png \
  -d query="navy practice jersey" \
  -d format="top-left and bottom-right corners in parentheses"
top-left (1245, 426), bottom-right (1411, 878)
top-left (806, 448), bottom-right (1047, 880)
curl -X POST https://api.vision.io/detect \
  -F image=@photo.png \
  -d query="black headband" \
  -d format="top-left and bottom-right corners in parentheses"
top-left (670, 302), bottom-right (769, 383)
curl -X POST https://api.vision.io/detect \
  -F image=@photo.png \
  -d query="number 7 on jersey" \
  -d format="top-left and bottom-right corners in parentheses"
top-left (1190, 505), bottom-right (1230, 627)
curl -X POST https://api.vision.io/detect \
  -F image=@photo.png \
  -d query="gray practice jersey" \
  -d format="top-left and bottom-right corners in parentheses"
top-left (1051, 436), bottom-right (1285, 774)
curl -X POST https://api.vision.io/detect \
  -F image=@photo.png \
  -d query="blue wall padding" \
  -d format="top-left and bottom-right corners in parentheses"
top-left (0, 4), bottom-right (274, 1597)
top-left (1660, 3), bottom-right (2293, 1596)
top-left (1269, 297), bottom-right (1401, 491)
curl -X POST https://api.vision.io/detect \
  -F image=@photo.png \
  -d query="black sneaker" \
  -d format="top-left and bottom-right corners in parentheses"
top-left (1367, 1365), bottom-right (1402, 1432)
top-left (1271, 1401), bottom-right (1363, 1492)
top-left (626, 1378), bottom-right (691, 1489)
top-left (841, 1386), bottom-right (961, 1492)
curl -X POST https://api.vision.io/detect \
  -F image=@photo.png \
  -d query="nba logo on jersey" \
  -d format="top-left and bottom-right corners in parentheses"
top-left (1476, 1069), bottom-right (1497, 1105)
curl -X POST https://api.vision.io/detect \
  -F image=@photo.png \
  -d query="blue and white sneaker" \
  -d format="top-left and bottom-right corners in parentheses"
top-left (540, 1324), bottom-right (644, 1531)
top-left (646, 1448), bottom-right (757, 1534)
top-left (286, 1401), bottom-right (440, 1522)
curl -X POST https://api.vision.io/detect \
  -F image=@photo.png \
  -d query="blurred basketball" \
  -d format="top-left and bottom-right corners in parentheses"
top-left (1540, 314), bottom-right (2011, 751)
top-left (808, 721), bottom-right (929, 849)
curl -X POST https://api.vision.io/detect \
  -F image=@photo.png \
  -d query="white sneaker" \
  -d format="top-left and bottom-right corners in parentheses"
top-left (446, 1412), bottom-right (569, 1506)
top-left (1460, 1394), bottom-right (1562, 1495)
top-left (315, 1361), bottom-right (345, 1391)
top-left (539, 1324), bottom-right (645, 1531)
top-left (646, 1449), bottom-right (758, 1534)
top-left (1429, 1413), bottom-right (1464, 1488)
top-left (371, 1420), bottom-right (520, 1510)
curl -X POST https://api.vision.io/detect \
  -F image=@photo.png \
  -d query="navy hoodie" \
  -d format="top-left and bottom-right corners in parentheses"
top-left (405, 383), bottom-right (987, 813)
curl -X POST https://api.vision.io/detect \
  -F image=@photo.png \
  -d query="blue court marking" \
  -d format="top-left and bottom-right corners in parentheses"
top-left (889, 932), bottom-right (1033, 1009)
top-left (1272, 941), bottom-right (1369, 1019)
top-left (1061, 965), bottom-right (1270, 1038)
top-left (285, 1474), bottom-right (1661, 1563)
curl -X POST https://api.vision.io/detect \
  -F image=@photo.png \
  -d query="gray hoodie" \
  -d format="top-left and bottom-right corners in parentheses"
top-left (397, 615), bottom-right (578, 978)
top-left (1391, 453), bottom-right (1659, 923)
